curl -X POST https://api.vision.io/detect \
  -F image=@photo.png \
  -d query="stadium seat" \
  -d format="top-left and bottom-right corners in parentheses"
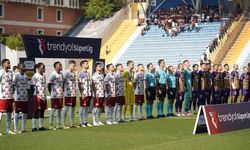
top-left (115, 22), bottom-right (220, 67)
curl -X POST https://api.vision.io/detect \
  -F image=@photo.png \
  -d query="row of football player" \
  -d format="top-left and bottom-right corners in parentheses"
top-left (0, 59), bottom-right (249, 136)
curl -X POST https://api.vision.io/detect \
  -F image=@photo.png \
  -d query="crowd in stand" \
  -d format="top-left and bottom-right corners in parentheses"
top-left (205, 5), bottom-right (244, 55)
top-left (142, 4), bottom-right (220, 37)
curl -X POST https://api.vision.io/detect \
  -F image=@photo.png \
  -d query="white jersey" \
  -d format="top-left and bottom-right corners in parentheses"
top-left (31, 72), bottom-right (46, 100)
top-left (13, 72), bottom-right (29, 101)
top-left (48, 71), bottom-right (64, 99)
top-left (115, 72), bottom-right (124, 96)
top-left (78, 70), bottom-right (92, 98)
top-left (92, 72), bottom-right (104, 98)
top-left (63, 70), bottom-right (77, 97)
top-left (104, 73), bottom-right (116, 98)
top-left (134, 72), bottom-right (144, 95)
top-left (0, 69), bottom-right (13, 99)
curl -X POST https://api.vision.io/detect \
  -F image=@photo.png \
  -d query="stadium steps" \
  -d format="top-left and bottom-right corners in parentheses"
top-left (222, 21), bottom-right (250, 65)
top-left (236, 39), bottom-right (250, 71)
top-left (100, 20), bottom-right (137, 64)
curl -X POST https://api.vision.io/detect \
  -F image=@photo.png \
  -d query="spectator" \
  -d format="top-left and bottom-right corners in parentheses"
top-left (105, 45), bottom-right (111, 55)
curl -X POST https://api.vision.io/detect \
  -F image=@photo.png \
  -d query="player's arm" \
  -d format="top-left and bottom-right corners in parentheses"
top-left (122, 71), bottom-right (128, 90)
top-left (155, 70), bottom-right (160, 88)
top-left (222, 72), bottom-right (225, 88)
top-left (25, 75), bottom-right (30, 92)
top-left (48, 74), bottom-right (54, 94)
top-left (231, 71), bottom-right (236, 89)
top-left (175, 72), bottom-right (179, 92)
top-left (78, 73), bottom-right (83, 95)
top-left (133, 73), bottom-right (138, 90)
top-left (211, 72), bottom-right (215, 88)
top-left (30, 74), bottom-right (36, 94)
top-left (104, 75), bottom-right (111, 97)
top-left (12, 74), bottom-right (17, 92)
top-left (191, 72), bottom-right (194, 91)
top-left (144, 73), bottom-right (148, 90)
top-left (62, 71), bottom-right (68, 90)
top-left (114, 74), bottom-right (119, 94)
top-left (0, 70), bottom-right (2, 83)
top-left (198, 71), bottom-right (202, 91)
top-left (240, 74), bottom-right (244, 89)
top-left (166, 76), bottom-right (170, 90)
top-left (92, 74), bottom-right (97, 97)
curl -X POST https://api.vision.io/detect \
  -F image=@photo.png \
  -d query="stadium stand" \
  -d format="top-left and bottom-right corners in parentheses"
top-left (114, 22), bottom-right (220, 67)
top-left (236, 39), bottom-right (250, 70)
top-left (100, 20), bottom-right (137, 64)
top-left (222, 21), bottom-right (250, 65)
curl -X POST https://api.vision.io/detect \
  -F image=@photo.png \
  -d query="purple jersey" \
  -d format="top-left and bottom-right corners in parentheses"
top-left (198, 70), bottom-right (212, 91)
top-left (231, 70), bottom-right (240, 89)
top-left (176, 71), bottom-right (186, 92)
top-left (240, 73), bottom-right (249, 90)
top-left (222, 71), bottom-right (230, 89)
top-left (211, 71), bottom-right (223, 90)
top-left (191, 71), bottom-right (199, 92)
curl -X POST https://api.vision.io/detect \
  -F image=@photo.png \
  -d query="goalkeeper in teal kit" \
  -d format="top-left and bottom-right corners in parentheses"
top-left (183, 60), bottom-right (192, 115)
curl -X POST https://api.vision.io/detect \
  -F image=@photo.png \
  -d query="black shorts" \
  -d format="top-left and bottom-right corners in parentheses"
top-left (145, 87), bottom-right (156, 101)
top-left (157, 84), bottom-right (167, 98)
top-left (168, 88), bottom-right (176, 99)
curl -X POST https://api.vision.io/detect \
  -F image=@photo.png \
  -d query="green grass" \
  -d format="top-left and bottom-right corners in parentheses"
top-left (0, 95), bottom-right (247, 150)
top-left (0, 109), bottom-right (249, 150)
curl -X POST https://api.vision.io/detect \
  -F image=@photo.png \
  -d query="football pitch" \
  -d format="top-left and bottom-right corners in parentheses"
top-left (0, 109), bottom-right (249, 150)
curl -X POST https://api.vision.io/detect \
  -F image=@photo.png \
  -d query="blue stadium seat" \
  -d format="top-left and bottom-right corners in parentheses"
top-left (116, 22), bottom-right (220, 67)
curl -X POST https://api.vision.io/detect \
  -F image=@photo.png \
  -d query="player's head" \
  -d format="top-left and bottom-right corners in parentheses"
top-left (106, 63), bottom-right (115, 72)
top-left (1, 59), bottom-right (10, 70)
top-left (200, 62), bottom-right (206, 70)
top-left (18, 63), bottom-right (25, 74)
top-left (95, 63), bottom-right (103, 72)
top-left (80, 60), bottom-right (89, 70)
top-left (54, 61), bottom-right (62, 72)
top-left (36, 62), bottom-right (45, 74)
top-left (192, 64), bottom-right (199, 72)
top-left (116, 63), bottom-right (123, 72)
top-left (137, 64), bottom-right (144, 72)
top-left (178, 63), bottom-right (184, 70)
top-left (206, 63), bottom-right (211, 71)
top-left (68, 60), bottom-right (76, 72)
top-left (183, 60), bottom-right (190, 68)
top-left (12, 66), bottom-right (19, 73)
top-left (224, 64), bottom-right (229, 71)
top-left (127, 60), bottom-right (134, 71)
top-left (147, 63), bottom-right (154, 72)
top-left (217, 64), bottom-right (222, 71)
top-left (213, 64), bottom-right (218, 71)
top-left (233, 64), bottom-right (238, 70)
top-left (167, 65), bottom-right (174, 73)
top-left (158, 59), bottom-right (165, 68)
top-left (243, 66), bottom-right (249, 73)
